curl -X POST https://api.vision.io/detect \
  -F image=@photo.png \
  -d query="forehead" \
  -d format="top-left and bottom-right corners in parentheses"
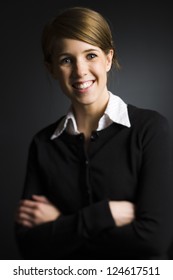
top-left (54, 38), bottom-right (102, 55)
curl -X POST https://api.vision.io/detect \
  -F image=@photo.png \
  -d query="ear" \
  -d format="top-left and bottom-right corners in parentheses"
top-left (106, 49), bottom-right (114, 72)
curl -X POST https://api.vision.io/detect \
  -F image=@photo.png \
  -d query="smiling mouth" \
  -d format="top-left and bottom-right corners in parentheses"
top-left (72, 80), bottom-right (94, 90)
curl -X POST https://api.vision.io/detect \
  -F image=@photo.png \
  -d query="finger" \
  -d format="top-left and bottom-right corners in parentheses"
top-left (16, 211), bottom-right (34, 225)
top-left (16, 213), bottom-right (35, 226)
top-left (16, 207), bottom-right (35, 218)
top-left (20, 199), bottom-right (38, 208)
top-left (32, 195), bottom-right (50, 204)
top-left (17, 218), bottom-right (33, 228)
top-left (22, 221), bottom-right (33, 228)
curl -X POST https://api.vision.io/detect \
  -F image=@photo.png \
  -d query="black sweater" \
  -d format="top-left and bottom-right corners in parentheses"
top-left (15, 104), bottom-right (173, 259)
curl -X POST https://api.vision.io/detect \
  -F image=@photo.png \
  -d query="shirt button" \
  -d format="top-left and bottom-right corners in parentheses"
top-left (85, 160), bottom-right (89, 165)
top-left (90, 131), bottom-right (99, 142)
top-left (78, 133), bottom-right (84, 141)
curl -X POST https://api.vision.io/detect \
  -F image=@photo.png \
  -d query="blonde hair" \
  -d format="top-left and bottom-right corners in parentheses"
top-left (42, 6), bottom-right (120, 69)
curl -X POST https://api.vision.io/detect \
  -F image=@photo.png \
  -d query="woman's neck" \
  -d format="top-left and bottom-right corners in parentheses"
top-left (72, 95), bottom-right (109, 140)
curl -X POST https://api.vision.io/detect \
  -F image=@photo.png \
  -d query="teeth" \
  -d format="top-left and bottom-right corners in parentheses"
top-left (73, 81), bottom-right (93, 89)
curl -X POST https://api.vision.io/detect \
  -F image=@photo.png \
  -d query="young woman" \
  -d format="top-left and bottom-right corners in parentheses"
top-left (15, 6), bottom-right (173, 260)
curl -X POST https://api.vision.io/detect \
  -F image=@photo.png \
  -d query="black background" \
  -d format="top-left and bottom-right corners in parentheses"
top-left (0, 0), bottom-right (173, 259)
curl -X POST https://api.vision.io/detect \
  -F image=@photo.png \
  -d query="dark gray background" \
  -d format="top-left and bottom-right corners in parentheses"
top-left (0, 0), bottom-right (173, 259)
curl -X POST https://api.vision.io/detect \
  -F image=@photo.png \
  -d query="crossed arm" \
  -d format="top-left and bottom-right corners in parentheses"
top-left (16, 195), bottom-right (135, 228)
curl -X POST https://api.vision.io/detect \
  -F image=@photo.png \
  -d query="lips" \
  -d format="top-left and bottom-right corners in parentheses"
top-left (72, 80), bottom-right (94, 90)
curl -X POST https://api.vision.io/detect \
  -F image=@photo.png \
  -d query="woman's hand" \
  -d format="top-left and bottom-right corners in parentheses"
top-left (109, 201), bottom-right (135, 227)
top-left (16, 195), bottom-right (61, 228)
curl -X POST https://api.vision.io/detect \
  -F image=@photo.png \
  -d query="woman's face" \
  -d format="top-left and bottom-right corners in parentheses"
top-left (49, 38), bottom-right (113, 109)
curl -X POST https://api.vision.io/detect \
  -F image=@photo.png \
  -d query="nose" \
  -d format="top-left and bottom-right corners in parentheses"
top-left (72, 60), bottom-right (87, 78)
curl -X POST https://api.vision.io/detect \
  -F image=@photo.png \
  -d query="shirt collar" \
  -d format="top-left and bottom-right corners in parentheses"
top-left (51, 91), bottom-right (131, 140)
top-left (101, 91), bottom-right (131, 128)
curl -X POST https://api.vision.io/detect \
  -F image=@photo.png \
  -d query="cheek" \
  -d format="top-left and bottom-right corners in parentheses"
top-left (94, 63), bottom-right (108, 80)
top-left (53, 69), bottom-right (67, 82)
top-left (59, 68), bottom-right (72, 79)
top-left (57, 71), bottom-right (72, 93)
top-left (95, 59), bottom-right (109, 72)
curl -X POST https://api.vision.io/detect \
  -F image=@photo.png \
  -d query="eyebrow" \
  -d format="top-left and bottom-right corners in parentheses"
top-left (57, 48), bottom-right (100, 57)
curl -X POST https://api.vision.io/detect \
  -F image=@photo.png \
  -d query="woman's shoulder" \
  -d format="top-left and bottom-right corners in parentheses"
top-left (127, 104), bottom-right (170, 136)
top-left (32, 116), bottom-right (65, 143)
top-left (128, 104), bottom-right (169, 126)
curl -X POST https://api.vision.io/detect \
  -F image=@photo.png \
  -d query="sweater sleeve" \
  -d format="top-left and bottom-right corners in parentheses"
top-left (94, 113), bottom-right (173, 258)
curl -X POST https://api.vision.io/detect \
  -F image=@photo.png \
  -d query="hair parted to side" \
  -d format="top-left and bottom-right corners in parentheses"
top-left (41, 6), bottom-right (120, 70)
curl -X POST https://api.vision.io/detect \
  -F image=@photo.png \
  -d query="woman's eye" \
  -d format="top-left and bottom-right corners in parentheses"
top-left (60, 57), bottom-right (72, 64)
top-left (87, 53), bottom-right (97, 60)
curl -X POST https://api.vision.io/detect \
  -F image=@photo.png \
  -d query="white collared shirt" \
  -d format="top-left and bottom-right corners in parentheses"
top-left (51, 92), bottom-right (131, 140)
